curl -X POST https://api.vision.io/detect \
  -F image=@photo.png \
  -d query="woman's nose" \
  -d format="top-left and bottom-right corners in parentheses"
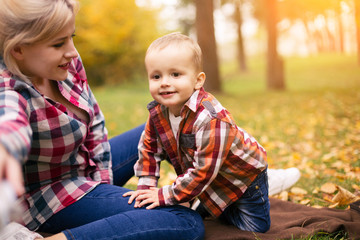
top-left (64, 39), bottom-right (78, 59)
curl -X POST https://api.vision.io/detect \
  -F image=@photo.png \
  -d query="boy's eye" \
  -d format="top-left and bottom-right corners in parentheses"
top-left (153, 74), bottom-right (160, 79)
top-left (171, 72), bottom-right (180, 77)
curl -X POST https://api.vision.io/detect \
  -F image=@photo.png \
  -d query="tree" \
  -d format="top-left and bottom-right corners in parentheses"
top-left (233, 0), bottom-right (247, 72)
top-left (75, 0), bottom-right (158, 85)
top-left (195, 0), bottom-right (222, 92)
top-left (276, 0), bottom-right (347, 54)
top-left (355, 0), bottom-right (360, 65)
top-left (265, 0), bottom-right (285, 90)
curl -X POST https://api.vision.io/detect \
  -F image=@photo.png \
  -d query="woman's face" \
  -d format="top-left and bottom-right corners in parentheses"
top-left (15, 15), bottom-right (78, 83)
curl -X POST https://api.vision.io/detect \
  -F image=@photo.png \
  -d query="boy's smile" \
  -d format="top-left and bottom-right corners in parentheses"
top-left (159, 91), bottom-right (177, 97)
top-left (145, 44), bottom-right (205, 116)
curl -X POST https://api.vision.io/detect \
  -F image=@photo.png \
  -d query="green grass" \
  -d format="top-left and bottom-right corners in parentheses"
top-left (93, 53), bottom-right (360, 211)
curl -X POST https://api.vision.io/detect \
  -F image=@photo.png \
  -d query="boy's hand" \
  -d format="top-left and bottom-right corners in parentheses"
top-left (123, 190), bottom-right (142, 208)
top-left (123, 187), bottom-right (160, 209)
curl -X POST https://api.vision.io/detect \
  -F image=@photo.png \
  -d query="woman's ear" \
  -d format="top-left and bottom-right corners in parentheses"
top-left (195, 72), bottom-right (206, 90)
top-left (11, 46), bottom-right (24, 60)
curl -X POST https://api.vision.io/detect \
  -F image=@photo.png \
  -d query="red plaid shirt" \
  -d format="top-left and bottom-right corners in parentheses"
top-left (0, 56), bottom-right (111, 230)
top-left (135, 88), bottom-right (267, 217)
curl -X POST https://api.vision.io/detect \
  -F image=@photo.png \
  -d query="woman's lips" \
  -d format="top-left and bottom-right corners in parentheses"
top-left (58, 62), bottom-right (70, 70)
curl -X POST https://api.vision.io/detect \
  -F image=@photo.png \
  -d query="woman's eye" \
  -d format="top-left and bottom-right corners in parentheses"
top-left (53, 42), bottom-right (64, 48)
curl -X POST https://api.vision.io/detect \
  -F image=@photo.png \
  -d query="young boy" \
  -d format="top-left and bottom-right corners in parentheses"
top-left (124, 32), bottom-right (270, 232)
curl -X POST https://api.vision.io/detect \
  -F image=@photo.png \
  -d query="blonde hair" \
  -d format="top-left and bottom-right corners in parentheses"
top-left (146, 32), bottom-right (203, 72)
top-left (0, 0), bottom-right (79, 80)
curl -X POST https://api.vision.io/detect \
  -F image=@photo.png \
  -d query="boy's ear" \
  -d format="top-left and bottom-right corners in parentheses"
top-left (195, 72), bottom-right (206, 90)
top-left (11, 46), bottom-right (24, 60)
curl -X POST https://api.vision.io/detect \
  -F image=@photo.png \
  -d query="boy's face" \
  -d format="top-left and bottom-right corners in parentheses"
top-left (145, 45), bottom-right (205, 116)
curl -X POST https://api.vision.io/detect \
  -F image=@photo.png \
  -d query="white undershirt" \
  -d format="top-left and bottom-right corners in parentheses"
top-left (169, 111), bottom-right (182, 137)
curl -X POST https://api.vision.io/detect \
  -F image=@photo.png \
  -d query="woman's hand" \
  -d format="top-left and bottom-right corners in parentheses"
top-left (0, 144), bottom-right (25, 196)
top-left (123, 187), bottom-right (160, 210)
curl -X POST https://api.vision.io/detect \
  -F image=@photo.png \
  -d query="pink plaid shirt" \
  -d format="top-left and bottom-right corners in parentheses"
top-left (0, 56), bottom-right (112, 230)
top-left (135, 88), bottom-right (267, 217)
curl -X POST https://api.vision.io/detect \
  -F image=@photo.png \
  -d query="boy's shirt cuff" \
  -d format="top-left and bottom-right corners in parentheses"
top-left (158, 184), bottom-right (177, 206)
top-left (137, 176), bottom-right (158, 190)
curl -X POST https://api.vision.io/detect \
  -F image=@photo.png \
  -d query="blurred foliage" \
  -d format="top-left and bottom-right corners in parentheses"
top-left (74, 0), bottom-right (159, 86)
top-left (253, 0), bottom-right (352, 23)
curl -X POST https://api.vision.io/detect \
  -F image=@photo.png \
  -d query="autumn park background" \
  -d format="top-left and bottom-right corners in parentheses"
top-left (74, 0), bottom-right (360, 235)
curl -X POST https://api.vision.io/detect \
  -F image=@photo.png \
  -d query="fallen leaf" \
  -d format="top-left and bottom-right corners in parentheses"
top-left (320, 182), bottom-right (337, 194)
top-left (290, 187), bottom-right (308, 195)
top-left (312, 205), bottom-right (323, 209)
top-left (312, 187), bottom-right (320, 194)
top-left (300, 199), bottom-right (311, 205)
top-left (331, 185), bottom-right (360, 206)
top-left (352, 184), bottom-right (360, 191)
top-left (329, 202), bottom-right (339, 208)
top-left (279, 191), bottom-right (288, 201)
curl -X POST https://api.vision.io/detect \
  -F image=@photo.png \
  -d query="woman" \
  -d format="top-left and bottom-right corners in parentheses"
top-left (0, 0), bottom-right (204, 239)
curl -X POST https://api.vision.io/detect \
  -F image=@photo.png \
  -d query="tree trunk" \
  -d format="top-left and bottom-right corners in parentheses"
top-left (337, 11), bottom-right (344, 53)
top-left (195, 0), bottom-right (221, 92)
top-left (355, 0), bottom-right (360, 65)
top-left (234, 0), bottom-right (247, 72)
top-left (265, 0), bottom-right (285, 90)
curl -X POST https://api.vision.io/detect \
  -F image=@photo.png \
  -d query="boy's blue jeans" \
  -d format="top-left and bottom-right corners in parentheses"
top-left (196, 169), bottom-right (271, 233)
top-left (220, 169), bottom-right (271, 233)
top-left (38, 124), bottom-right (204, 240)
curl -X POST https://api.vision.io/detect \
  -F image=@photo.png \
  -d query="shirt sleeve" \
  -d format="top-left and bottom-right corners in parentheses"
top-left (134, 117), bottom-right (165, 189)
top-left (158, 119), bottom-right (236, 206)
top-left (0, 89), bottom-right (32, 162)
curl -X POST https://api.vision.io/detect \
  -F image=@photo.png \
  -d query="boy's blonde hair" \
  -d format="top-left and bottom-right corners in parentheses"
top-left (0, 0), bottom-right (79, 80)
top-left (146, 32), bottom-right (203, 72)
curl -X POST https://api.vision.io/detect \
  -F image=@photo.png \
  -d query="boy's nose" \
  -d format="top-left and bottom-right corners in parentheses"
top-left (160, 76), bottom-right (170, 86)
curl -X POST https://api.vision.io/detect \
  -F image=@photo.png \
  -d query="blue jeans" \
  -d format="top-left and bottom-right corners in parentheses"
top-left (38, 124), bottom-right (204, 240)
top-left (219, 169), bottom-right (271, 233)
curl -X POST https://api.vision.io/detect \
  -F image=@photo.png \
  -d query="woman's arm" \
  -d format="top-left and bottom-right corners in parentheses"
top-left (0, 90), bottom-right (31, 196)
top-left (0, 144), bottom-right (24, 196)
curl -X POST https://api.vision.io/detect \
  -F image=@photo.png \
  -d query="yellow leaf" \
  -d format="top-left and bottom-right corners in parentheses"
top-left (312, 187), bottom-right (320, 194)
top-left (352, 184), bottom-right (360, 191)
top-left (312, 205), bottom-right (323, 209)
top-left (290, 187), bottom-right (308, 195)
top-left (322, 152), bottom-right (336, 161)
top-left (331, 185), bottom-right (360, 206)
top-left (292, 152), bottom-right (301, 161)
top-left (329, 202), bottom-right (339, 208)
top-left (320, 182), bottom-right (337, 194)
top-left (300, 199), bottom-right (311, 205)
top-left (279, 191), bottom-right (288, 201)
top-left (356, 121), bottom-right (360, 130)
top-left (323, 194), bottom-right (334, 203)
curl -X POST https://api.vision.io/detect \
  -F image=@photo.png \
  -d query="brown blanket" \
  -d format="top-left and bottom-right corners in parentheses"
top-left (204, 198), bottom-right (360, 240)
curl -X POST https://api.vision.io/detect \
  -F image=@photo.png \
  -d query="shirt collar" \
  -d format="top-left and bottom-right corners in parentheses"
top-left (182, 87), bottom-right (207, 115)
top-left (0, 55), bottom-right (33, 85)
